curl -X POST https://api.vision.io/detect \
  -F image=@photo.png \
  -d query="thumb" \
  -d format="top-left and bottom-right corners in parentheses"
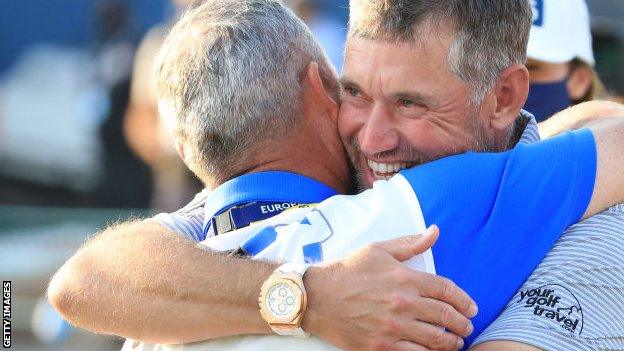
top-left (374, 225), bottom-right (439, 262)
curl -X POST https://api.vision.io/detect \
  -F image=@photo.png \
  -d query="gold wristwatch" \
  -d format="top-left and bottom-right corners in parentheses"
top-left (258, 262), bottom-right (311, 338)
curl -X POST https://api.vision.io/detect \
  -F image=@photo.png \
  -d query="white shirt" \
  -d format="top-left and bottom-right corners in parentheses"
top-left (124, 176), bottom-right (433, 351)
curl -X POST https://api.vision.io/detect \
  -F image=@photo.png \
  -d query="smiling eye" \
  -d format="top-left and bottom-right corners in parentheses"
top-left (346, 87), bottom-right (360, 97)
top-left (401, 99), bottom-right (415, 107)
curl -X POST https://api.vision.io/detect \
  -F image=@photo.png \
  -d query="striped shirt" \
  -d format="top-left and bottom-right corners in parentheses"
top-left (154, 189), bottom-right (209, 241)
top-left (472, 113), bottom-right (624, 350)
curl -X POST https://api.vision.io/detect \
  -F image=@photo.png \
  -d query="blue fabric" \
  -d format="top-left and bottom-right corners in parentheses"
top-left (531, 0), bottom-right (544, 26)
top-left (240, 225), bottom-right (281, 256)
top-left (198, 171), bottom-right (339, 241)
top-left (400, 129), bottom-right (597, 346)
top-left (524, 79), bottom-right (572, 122)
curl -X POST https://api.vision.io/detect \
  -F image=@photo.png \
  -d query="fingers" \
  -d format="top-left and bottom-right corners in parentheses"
top-left (391, 340), bottom-right (430, 351)
top-left (373, 225), bottom-right (440, 262)
top-left (386, 291), bottom-right (472, 337)
top-left (417, 225), bottom-right (439, 253)
top-left (415, 273), bottom-right (478, 319)
top-left (392, 320), bottom-right (464, 351)
top-left (414, 297), bottom-right (473, 337)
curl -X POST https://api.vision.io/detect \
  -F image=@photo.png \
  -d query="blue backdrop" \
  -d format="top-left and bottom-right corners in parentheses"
top-left (0, 0), bottom-right (168, 75)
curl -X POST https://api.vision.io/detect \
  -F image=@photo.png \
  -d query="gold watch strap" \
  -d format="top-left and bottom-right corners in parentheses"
top-left (262, 263), bottom-right (311, 338)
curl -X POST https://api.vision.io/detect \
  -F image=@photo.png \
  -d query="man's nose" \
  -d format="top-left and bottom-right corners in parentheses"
top-left (358, 105), bottom-right (399, 156)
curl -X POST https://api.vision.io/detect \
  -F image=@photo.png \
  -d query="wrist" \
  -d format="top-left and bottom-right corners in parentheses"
top-left (301, 265), bottom-right (331, 337)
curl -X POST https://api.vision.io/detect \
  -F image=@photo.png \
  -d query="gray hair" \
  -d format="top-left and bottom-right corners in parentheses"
top-left (155, 0), bottom-right (338, 184)
top-left (348, 0), bottom-right (532, 102)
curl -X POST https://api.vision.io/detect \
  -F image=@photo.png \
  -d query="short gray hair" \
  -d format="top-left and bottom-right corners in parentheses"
top-left (349, 0), bottom-right (532, 102)
top-left (155, 0), bottom-right (337, 184)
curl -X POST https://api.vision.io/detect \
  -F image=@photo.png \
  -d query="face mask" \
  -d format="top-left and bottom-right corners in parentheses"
top-left (524, 79), bottom-right (572, 122)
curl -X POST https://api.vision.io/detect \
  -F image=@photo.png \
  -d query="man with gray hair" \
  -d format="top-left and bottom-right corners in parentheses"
top-left (49, 1), bottom-right (624, 350)
top-left (339, 0), bottom-right (624, 349)
top-left (155, 0), bottom-right (342, 189)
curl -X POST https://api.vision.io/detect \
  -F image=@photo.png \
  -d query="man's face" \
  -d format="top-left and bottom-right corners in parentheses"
top-left (339, 27), bottom-right (497, 189)
top-left (526, 58), bottom-right (569, 83)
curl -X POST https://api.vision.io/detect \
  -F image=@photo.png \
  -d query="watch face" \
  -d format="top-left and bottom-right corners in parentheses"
top-left (265, 282), bottom-right (300, 319)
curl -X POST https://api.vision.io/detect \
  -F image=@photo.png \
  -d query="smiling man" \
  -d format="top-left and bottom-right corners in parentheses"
top-left (338, 1), bottom-right (526, 187)
top-left (336, 1), bottom-right (624, 349)
top-left (48, 1), bottom-right (624, 351)
top-left (340, 37), bottom-right (506, 185)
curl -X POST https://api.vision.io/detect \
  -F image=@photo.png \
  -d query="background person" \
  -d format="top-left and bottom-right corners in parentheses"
top-left (284, 0), bottom-right (346, 72)
top-left (123, 0), bottom-right (204, 211)
top-left (524, 0), bottom-right (606, 122)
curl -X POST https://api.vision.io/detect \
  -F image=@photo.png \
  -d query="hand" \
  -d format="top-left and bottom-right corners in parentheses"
top-left (303, 225), bottom-right (477, 351)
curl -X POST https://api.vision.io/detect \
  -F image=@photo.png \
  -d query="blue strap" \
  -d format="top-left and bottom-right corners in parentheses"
top-left (207, 201), bottom-right (306, 237)
top-left (231, 202), bottom-right (299, 229)
top-left (201, 171), bottom-right (339, 240)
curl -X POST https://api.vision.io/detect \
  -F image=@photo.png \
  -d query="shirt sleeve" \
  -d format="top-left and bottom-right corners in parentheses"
top-left (398, 128), bottom-right (597, 342)
top-left (152, 189), bottom-right (210, 241)
top-left (153, 209), bottom-right (205, 241)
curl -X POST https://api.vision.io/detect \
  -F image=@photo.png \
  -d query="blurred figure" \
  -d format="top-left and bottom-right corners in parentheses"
top-left (524, 0), bottom-right (606, 121)
top-left (0, 92), bottom-right (3, 157)
top-left (31, 296), bottom-right (72, 345)
top-left (0, 41), bottom-right (103, 205)
top-left (94, 1), bottom-right (153, 208)
top-left (124, 0), bottom-right (203, 211)
top-left (285, 0), bottom-right (346, 72)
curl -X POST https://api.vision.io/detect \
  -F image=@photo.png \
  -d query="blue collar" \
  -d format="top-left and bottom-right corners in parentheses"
top-left (202, 171), bottom-right (339, 234)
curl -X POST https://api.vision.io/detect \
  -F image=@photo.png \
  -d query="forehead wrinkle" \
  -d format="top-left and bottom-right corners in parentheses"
top-left (379, 64), bottom-right (415, 101)
top-left (345, 38), bottom-right (408, 100)
top-left (344, 35), bottom-right (459, 105)
top-left (343, 44), bottom-right (377, 93)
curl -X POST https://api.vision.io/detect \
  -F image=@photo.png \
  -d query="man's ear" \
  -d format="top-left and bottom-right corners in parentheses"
top-left (567, 64), bottom-right (593, 101)
top-left (176, 140), bottom-right (186, 163)
top-left (489, 63), bottom-right (529, 131)
top-left (302, 62), bottom-right (339, 119)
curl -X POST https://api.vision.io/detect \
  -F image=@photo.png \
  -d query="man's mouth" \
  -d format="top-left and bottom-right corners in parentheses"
top-left (367, 159), bottom-right (416, 180)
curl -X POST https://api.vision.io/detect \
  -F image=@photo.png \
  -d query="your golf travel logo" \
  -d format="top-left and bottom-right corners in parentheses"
top-left (516, 284), bottom-right (584, 335)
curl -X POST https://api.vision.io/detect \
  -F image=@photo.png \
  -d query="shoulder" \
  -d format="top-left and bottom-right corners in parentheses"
top-left (567, 203), bottom-right (624, 233)
top-left (152, 189), bottom-right (210, 240)
top-left (174, 188), bottom-right (211, 215)
top-left (581, 203), bottom-right (624, 220)
top-left (610, 204), bottom-right (624, 213)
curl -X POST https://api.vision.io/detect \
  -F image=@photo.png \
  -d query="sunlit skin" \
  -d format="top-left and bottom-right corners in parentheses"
top-left (338, 24), bottom-right (511, 189)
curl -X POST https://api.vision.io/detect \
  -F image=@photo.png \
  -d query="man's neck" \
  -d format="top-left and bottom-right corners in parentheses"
top-left (231, 107), bottom-right (352, 194)
top-left (203, 105), bottom-right (351, 194)
top-left (240, 152), bottom-right (350, 195)
top-left (203, 147), bottom-right (350, 195)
